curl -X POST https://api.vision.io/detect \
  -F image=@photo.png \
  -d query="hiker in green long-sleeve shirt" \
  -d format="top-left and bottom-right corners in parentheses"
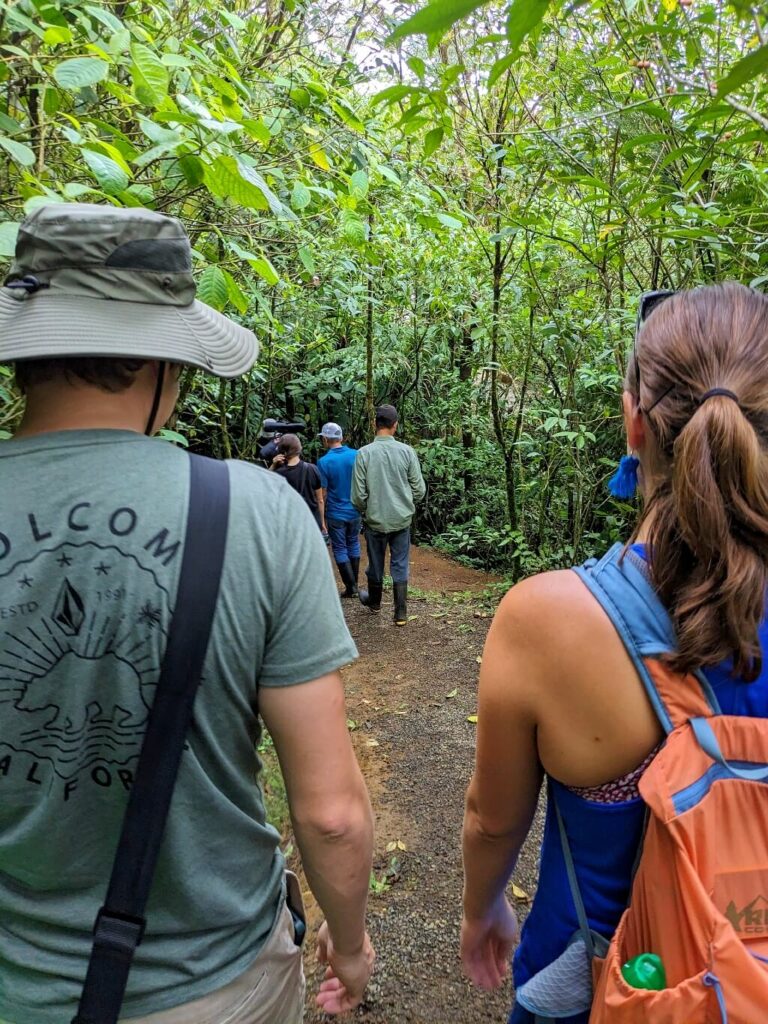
top-left (351, 404), bottom-right (426, 626)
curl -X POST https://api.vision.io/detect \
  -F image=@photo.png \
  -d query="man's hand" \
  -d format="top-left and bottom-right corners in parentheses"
top-left (315, 921), bottom-right (375, 1014)
top-left (460, 895), bottom-right (518, 990)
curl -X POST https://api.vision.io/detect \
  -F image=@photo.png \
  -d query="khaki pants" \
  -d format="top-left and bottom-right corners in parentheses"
top-left (122, 902), bottom-right (305, 1024)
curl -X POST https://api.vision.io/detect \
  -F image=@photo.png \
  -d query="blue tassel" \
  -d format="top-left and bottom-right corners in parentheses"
top-left (608, 454), bottom-right (640, 499)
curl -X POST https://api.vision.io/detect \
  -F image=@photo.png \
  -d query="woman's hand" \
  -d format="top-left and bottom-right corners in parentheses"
top-left (270, 454), bottom-right (286, 470)
top-left (315, 921), bottom-right (375, 1014)
top-left (460, 895), bottom-right (518, 990)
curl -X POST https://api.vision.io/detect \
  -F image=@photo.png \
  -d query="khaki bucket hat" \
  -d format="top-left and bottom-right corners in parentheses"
top-left (0, 203), bottom-right (258, 378)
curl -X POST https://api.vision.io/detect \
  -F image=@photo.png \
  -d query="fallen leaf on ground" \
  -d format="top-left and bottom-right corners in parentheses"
top-left (430, 612), bottom-right (447, 618)
top-left (475, 656), bottom-right (482, 664)
top-left (467, 714), bottom-right (478, 724)
top-left (446, 687), bottom-right (458, 699)
top-left (386, 839), bottom-right (407, 852)
top-left (408, 614), bottom-right (418, 620)
top-left (511, 883), bottom-right (531, 901)
top-left (366, 738), bottom-right (380, 747)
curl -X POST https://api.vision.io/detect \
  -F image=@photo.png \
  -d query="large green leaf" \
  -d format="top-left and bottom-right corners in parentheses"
top-left (251, 257), bottom-right (280, 286)
top-left (221, 269), bottom-right (248, 313)
top-left (197, 266), bottom-right (229, 311)
top-left (437, 212), bottom-right (463, 230)
top-left (506, 0), bottom-right (551, 51)
top-left (330, 99), bottom-right (365, 132)
top-left (0, 222), bottom-right (19, 259)
top-left (241, 162), bottom-right (292, 218)
top-left (423, 127), bottom-right (444, 158)
top-left (372, 85), bottom-right (414, 106)
top-left (207, 153), bottom-right (280, 211)
top-left (44, 25), bottom-right (73, 46)
top-left (178, 154), bottom-right (205, 187)
top-left (291, 181), bottom-right (312, 210)
top-left (349, 170), bottom-right (369, 200)
top-left (389, 0), bottom-right (491, 42)
top-left (81, 149), bottom-right (130, 194)
top-left (298, 245), bottom-right (315, 274)
top-left (53, 57), bottom-right (109, 90)
top-left (717, 43), bottom-right (768, 98)
top-left (342, 212), bottom-right (368, 246)
top-left (0, 136), bottom-right (35, 167)
top-left (131, 43), bottom-right (170, 106)
top-left (488, 52), bottom-right (517, 88)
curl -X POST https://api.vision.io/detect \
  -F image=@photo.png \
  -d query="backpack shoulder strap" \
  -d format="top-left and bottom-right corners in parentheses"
top-left (572, 543), bottom-right (720, 733)
top-left (72, 453), bottom-right (230, 1024)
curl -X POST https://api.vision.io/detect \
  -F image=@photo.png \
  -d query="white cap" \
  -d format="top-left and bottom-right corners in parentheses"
top-left (319, 422), bottom-right (343, 440)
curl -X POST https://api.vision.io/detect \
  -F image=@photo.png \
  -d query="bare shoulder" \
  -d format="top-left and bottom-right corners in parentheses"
top-left (494, 569), bottom-right (606, 644)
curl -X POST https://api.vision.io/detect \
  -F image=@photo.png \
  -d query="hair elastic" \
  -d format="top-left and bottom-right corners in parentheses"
top-left (698, 388), bottom-right (739, 408)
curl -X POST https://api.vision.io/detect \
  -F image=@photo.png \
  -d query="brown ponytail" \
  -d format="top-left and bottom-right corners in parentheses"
top-left (628, 283), bottom-right (768, 680)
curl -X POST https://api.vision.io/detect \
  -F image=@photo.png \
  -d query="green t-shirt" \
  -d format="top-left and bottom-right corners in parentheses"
top-left (0, 430), bottom-right (358, 1023)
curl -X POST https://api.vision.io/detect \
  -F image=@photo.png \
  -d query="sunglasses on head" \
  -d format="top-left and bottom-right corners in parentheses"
top-left (634, 289), bottom-right (676, 413)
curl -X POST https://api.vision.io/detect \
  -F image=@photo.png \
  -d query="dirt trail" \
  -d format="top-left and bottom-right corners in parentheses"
top-left (300, 547), bottom-right (543, 1024)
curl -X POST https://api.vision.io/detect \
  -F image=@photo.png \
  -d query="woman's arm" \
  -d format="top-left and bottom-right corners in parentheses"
top-left (316, 488), bottom-right (326, 533)
top-left (461, 582), bottom-right (545, 987)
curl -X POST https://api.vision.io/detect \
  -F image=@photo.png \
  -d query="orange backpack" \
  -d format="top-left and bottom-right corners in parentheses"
top-left (568, 544), bottom-right (768, 1023)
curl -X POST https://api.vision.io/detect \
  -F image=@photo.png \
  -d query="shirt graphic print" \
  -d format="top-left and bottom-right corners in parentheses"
top-left (0, 504), bottom-right (177, 802)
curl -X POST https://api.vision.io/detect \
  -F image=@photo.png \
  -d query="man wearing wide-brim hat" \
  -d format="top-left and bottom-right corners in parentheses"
top-left (0, 204), bottom-right (374, 1023)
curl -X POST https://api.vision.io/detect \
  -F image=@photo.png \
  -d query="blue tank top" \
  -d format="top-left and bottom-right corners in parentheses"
top-left (513, 545), bottom-right (768, 992)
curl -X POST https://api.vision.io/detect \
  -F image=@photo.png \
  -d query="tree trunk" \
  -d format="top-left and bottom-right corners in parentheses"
top-left (365, 210), bottom-right (375, 433)
top-left (489, 237), bottom-right (516, 533)
top-left (459, 321), bottom-right (474, 493)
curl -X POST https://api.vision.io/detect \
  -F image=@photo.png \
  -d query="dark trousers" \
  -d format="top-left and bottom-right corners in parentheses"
top-left (365, 527), bottom-right (410, 584)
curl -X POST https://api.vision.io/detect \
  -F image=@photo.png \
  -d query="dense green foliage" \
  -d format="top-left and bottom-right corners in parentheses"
top-left (1, 0), bottom-right (766, 574)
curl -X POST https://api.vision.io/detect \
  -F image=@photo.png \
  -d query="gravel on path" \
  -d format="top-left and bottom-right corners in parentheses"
top-left (299, 547), bottom-right (544, 1024)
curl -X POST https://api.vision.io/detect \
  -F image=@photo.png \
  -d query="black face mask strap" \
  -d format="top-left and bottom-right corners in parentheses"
top-left (145, 362), bottom-right (166, 437)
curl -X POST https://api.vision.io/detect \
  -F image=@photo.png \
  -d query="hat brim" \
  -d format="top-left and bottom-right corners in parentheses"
top-left (0, 291), bottom-right (258, 379)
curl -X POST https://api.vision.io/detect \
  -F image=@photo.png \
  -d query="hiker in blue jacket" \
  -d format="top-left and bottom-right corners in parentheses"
top-left (318, 423), bottom-right (361, 598)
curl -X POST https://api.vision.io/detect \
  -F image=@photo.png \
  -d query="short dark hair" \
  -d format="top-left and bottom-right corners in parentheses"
top-left (14, 357), bottom-right (148, 394)
top-left (277, 433), bottom-right (302, 457)
top-left (375, 404), bottom-right (398, 429)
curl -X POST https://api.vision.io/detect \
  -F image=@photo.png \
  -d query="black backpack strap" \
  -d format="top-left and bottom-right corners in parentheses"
top-left (73, 454), bottom-right (230, 1024)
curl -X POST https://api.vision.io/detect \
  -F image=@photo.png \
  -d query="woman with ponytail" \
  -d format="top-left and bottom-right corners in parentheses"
top-left (460, 283), bottom-right (768, 1023)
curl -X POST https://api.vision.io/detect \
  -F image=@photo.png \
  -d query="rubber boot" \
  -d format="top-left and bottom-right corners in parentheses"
top-left (358, 579), bottom-right (382, 612)
top-left (337, 560), bottom-right (358, 599)
top-left (350, 556), bottom-right (360, 592)
top-left (393, 581), bottom-right (408, 626)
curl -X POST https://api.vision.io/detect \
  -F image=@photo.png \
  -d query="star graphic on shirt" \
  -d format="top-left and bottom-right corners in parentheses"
top-left (94, 562), bottom-right (111, 576)
top-left (57, 553), bottom-right (73, 567)
top-left (17, 575), bottom-right (33, 589)
top-left (137, 603), bottom-right (162, 629)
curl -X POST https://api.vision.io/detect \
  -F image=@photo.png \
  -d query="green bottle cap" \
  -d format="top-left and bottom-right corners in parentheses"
top-left (620, 953), bottom-right (667, 991)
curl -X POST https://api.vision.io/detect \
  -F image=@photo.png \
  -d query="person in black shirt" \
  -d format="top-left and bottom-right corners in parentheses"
top-left (270, 434), bottom-right (325, 532)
